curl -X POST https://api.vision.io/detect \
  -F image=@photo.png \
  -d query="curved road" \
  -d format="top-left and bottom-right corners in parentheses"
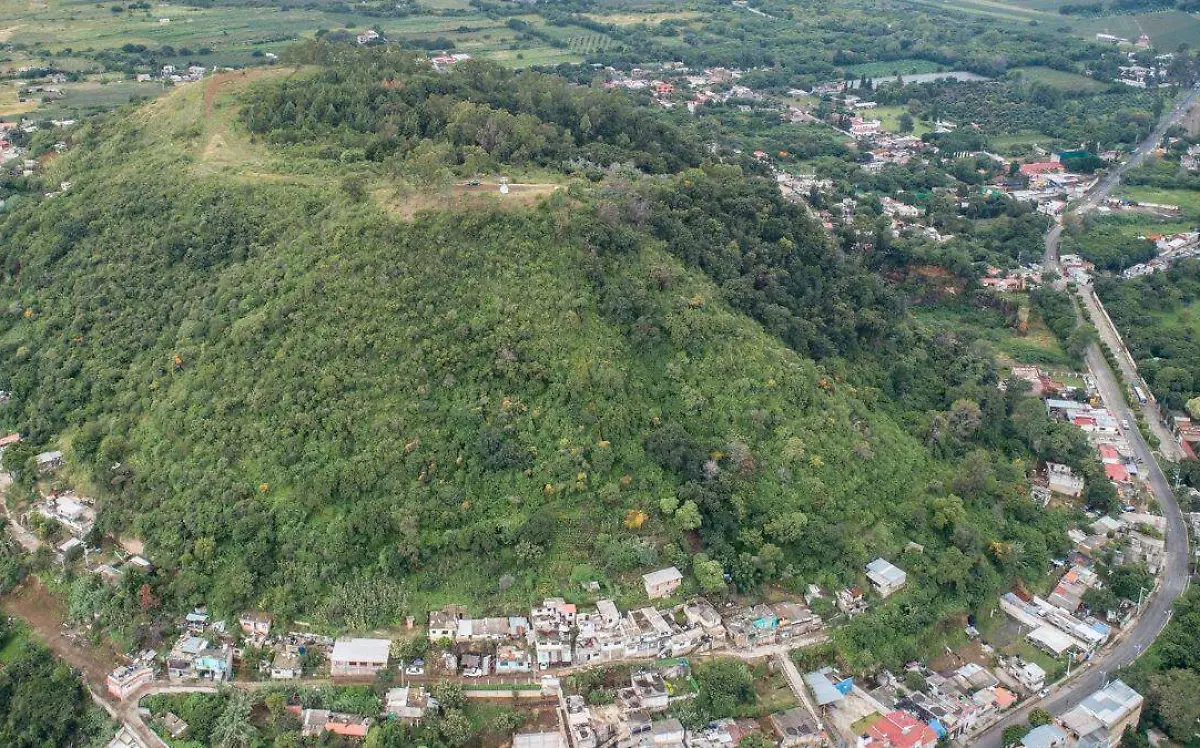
top-left (972, 87), bottom-right (1198, 748)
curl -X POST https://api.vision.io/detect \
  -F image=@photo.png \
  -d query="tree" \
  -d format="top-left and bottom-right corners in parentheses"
top-left (210, 692), bottom-right (258, 748)
top-left (1147, 668), bottom-right (1200, 740)
top-left (674, 500), bottom-right (702, 531)
top-left (1002, 724), bottom-right (1027, 747)
top-left (694, 660), bottom-right (756, 721)
top-left (693, 553), bottom-right (726, 594)
top-left (904, 670), bottom-right (927, 693)
top-left (437, 708), bottom-right (474, 747)
top-left (898, 113), bottom-right (915, 133)
top-left (1028, 708), bottom-right (1052, 727)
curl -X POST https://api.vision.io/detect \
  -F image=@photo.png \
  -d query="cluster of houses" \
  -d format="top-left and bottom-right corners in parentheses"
top-left (422, 579), bottom-right (824, 677)
top-left (139, 64), bottom-right (206, 86)
top-left (1121, 231), bottom-right (1200, 279)
top-left (1012, 679), bottom-right (1143, 748)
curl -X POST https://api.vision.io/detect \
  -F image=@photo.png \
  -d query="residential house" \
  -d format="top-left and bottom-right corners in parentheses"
top-left (106, 664), bottom-right (155, 699)
top-left (858, 711), bottom-right (938, 748)
top-left (770, 706), bottom-right (828, 747)
top-left (530, 598), bottom-right (575, 668)
top-left (575, 603), bottom-right (627, 664)
top-left (725, 604), bottom-right (780, 649)
top-left (642, 567), bottom-right (683, 599)
top-left (566, 695), bottom-right (598, 748)
top-left (837, 587), bottom-right (868, 616)
top-left (651, 718), bottom-right (685, 748)
top-left (495, 644), bottom-right (532, 674)
top-left (428, 605), bottom-right (467, 641)
top-left (866, 558), bottom-right (907, 598)
top-left (514, 732), bottom-right (568, 748)
top-left (1018, 725), bottom-right (1069, 748)
top-left (1047, 463), bottom-right (1084, 498)
top-left (1059, 680), bottom-right (1143, 748)
top-left (1010, 660), bottom-right (1046, 693)
top-left (330, 638), bottom-right (391, 678)
top-left (623, 671), bottom-right (670, 712)
top-left (295, 707), bottom-right (373, 738)
top-left (161, 713), bottom-right (189, 739)
top-left (682, 598), bottom-right (726, 642)
top-left (622, 607), bottom-right (673, 659)
top-left (239, 612), bottom-right (272, 638)
top-left (385, 686), bottom-right (433, 722)
top-left (167, 635), bottom-right (233, 682)
top-left (772, 600), bottom-right (822, 641)
top-left (271, 650), bottom-right (302, 680)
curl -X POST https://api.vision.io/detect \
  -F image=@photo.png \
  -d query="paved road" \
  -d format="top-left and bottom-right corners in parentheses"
top-left (971, 88), bottom-right (1199, 748)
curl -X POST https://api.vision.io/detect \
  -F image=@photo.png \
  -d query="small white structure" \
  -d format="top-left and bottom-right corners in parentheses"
top-left (642, 567), bottom-right (683, 599)
top-left (330, 637), bottom-right (390, 678)
top-left (1015, 661), bottom-right (1046, 693)
top-left (866, 558), bottom-right (906, 598)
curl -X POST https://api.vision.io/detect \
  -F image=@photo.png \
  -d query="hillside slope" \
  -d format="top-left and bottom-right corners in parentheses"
top-left (0, 53), bottom-right (1068, 656)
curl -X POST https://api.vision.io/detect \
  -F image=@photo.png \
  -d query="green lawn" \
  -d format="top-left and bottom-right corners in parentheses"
top-left (871, 105), bottom-right (933, 136)
top-left (840, 59), bottom-right (943, 78)
top-left (1010, 66), bottom-right (1109, 93)
top-left (1116, 186), bottom-right (1200, 220)
top-left (1067, 11), bottom-right (1200, 50)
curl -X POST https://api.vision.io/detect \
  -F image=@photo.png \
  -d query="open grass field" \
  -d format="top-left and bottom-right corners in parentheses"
top-left (1010, 66), bottom-right (1109, 93)
top-left (1066, 11), bottom-right (1200, 51)
top-left (870, 104), bottom-right (933, 136)
top-left (906, 0), bottom-right (1055, 22)
top-left (1116, 186), bottom-right (1200, 220)
top-left (840, 58), bottom-right (942, 78)
top-left (582, 10), bottom-right (700, 26)
top-left (0, 83), bottom-right (36, 117)
top-left (913, 300), bottom-right (1072, 368)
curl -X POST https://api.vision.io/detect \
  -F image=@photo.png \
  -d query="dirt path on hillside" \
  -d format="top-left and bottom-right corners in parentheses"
top-left (1, 577), bottom-right (120, 686)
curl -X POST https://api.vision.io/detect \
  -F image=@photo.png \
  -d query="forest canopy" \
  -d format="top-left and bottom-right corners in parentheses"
top-left (0, 47), bottom-right (1073, 667)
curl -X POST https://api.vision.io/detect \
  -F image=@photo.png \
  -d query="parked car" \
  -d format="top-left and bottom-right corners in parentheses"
top-left (404, 659), bottom-right (425, 676)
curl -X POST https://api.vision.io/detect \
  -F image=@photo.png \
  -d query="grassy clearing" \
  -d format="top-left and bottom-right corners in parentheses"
top-left (907, 0), bottom-right (1051, 22)
top-left (1010, 66), bottom-right (1109, 93)
top-left (840, 59), bottom-right (942, 78)
top-left (582, 10), bottom-right (700, 26)
top-left (1068, 11), bottom-right (1200, 50)
top-left (1116, 186), bottom-right (1200, 220)
top-left (0, 85), bottom-right (36, 117)
top-left (914, 300), bottom-right (1072, 368)
top-left (991, 130), bottom-right (1056, 154)
top-left (870, 105), bottom-right (933, 136)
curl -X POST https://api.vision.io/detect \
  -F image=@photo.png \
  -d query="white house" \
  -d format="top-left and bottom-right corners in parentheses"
top-left (330, 638), bottom-right (390, 678)
top-left (866, 558), bottom-right (906, 598)
top-left (642, 567), bottom-right (683, 599)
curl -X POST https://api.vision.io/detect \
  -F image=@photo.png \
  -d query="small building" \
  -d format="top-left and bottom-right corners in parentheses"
top-left (1018, 724), bottom-right (1068, 748)
top-left (495, 644), bottom-right (532, 674)
top-left (296, 707), bottom-right (373, 738)
top-left (161, 713), bottom-right (189, 740)
top-left (652, 718), bottom-right (686, 748)
top-left (860, 710), bottom-right (938, 748)
top-left (1028, 625), bottom-right (1080, 657)
top-left (1060, 679), bottom-right (1143, 748)
top-left (330, 637), bottom-right (391, 678)
top-left (1013, 661), bottom-right (1046, 693)
top-left (239, 612), bottom-right (272, 637)
top-left (270, 650), bottom-right (302, 680)
top-left (106, 664), bottom-right (155, 700)
top-left (629, 671), bottom-right (670, 712)
top-left (385, 686), bottom-right (433, 722)
top-left (1047, 463), bottom-right (1084, 498)
top-left (866, 558), bottom-right (906, 598)
top-left (769, 706), bottom-right (827, 747)
top-left (642, 567), bottom-right (683, 599)
top-left (513, 731), bottom-right (568, 748)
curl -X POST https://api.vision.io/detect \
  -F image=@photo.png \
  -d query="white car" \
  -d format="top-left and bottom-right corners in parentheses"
top-left (1121, 419), bottom-right (1130, 429)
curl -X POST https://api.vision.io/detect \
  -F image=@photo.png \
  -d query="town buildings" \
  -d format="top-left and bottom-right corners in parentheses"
top-left (642, 567), bottom-right (683, 599)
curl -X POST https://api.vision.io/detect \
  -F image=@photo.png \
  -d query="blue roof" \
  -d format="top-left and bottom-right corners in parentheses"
top-left (803, 671), bottom-right (845, 706)
top-left (834, 677), bottom-right (854, 695)
top-left (928, 719), bottom-right (946, 738)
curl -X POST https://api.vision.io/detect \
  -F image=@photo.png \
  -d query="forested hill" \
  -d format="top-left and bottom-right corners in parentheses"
top-left (0, 47), bottom-right (1073, 665)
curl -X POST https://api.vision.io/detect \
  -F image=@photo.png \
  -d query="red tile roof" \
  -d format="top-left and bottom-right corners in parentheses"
top-left (866, 711), bottom-right (939, 748)
top-left (1019, 161), bottom-right (1065, 176)
top-left (1104, 463), bottom-right (1130, 483)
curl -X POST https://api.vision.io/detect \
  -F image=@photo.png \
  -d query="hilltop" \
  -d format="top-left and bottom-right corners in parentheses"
top-left (0, 46), bottom-right (1072, 667)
